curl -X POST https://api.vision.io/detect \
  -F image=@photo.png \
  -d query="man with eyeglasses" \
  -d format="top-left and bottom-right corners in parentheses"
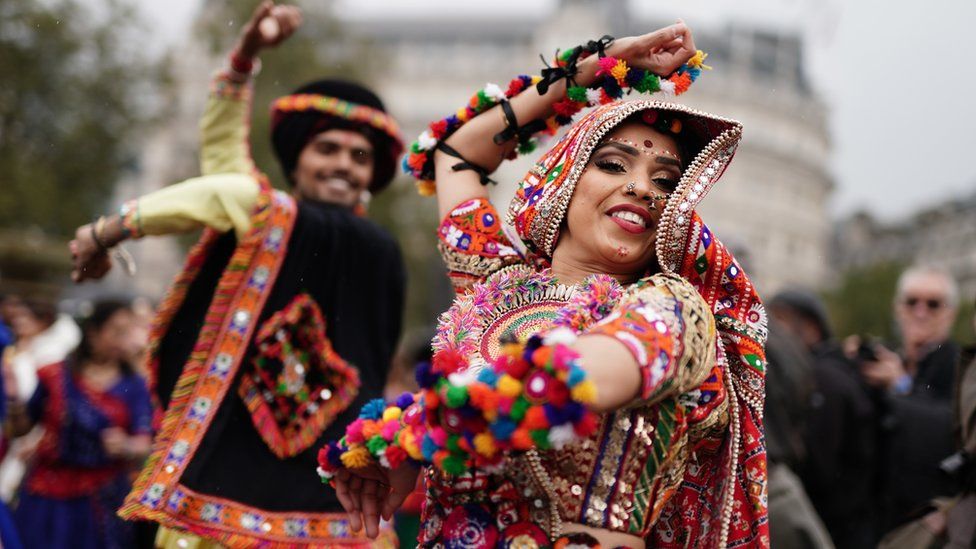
top-left (861, 265), bottom-right (959, 398)
top-left (860, 265), bottom-right (961, 539)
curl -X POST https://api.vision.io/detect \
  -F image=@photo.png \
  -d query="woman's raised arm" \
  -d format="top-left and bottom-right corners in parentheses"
top-left (431, 22), bottom-right (698, 219)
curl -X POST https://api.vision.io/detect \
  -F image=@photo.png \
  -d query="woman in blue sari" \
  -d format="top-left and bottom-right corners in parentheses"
top-left (0, 313), bottom-right (22, 549)
top-left (4, 300), bottom-right (152, 549)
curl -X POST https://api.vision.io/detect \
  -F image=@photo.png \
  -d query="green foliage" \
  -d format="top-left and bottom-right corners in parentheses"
top-left (0, 0), bottom-right (165, 237)
top-left (825, 262), bottom-right (976, 346)
top-left (952, 298), bottom-right (975, 346)
top-left (823, 262), bottom-right (904, 341)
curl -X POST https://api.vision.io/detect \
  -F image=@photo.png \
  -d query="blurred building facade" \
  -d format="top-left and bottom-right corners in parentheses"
top-left (834, 190), bottom-right (976, 300)
top-left (80, 3), bottom-right (235, 303)
top-left (342, 0), bottom-right (834, 295)
top-left (119, 0), bottom-right (834, 300)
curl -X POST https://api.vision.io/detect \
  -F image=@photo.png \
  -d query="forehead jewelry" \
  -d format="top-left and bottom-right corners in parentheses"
top-left (606, 137), bottom-right (681, 161)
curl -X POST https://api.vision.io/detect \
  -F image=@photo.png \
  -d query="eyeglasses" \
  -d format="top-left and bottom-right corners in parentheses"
top-left (901, 297), bottom-right (945, 310)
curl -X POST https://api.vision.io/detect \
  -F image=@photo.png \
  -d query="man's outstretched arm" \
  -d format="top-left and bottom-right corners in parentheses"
top-left (69, 173), bottom-right (259, 282)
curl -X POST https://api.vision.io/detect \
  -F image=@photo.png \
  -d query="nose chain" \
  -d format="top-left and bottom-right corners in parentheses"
top-left (624, 181), bottom-right (667, 210)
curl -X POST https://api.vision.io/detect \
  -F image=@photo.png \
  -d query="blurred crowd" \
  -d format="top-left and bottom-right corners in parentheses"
top-left (0, 261), bottom-right (974, 548)
top-left (765, 265), bottom-right (976, 549)
top-left (0, 293), bottom-right (155, 548)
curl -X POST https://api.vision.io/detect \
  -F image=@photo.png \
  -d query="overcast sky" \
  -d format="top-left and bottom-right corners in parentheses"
top-left (139, 0), bottom-right (976, 222)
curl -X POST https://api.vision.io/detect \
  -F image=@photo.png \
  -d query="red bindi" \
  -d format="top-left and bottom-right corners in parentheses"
top-left (643, 139), bottom-right (654, 148)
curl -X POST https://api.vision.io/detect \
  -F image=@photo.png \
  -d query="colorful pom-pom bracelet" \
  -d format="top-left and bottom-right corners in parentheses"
top-left (317, 329), bottom-right (599, 480)
top-left (402, 35), bottom-right (710, 196)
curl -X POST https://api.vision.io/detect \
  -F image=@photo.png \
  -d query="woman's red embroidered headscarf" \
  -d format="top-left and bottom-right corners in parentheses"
top-left (509, 100), bottom-right (770, 547)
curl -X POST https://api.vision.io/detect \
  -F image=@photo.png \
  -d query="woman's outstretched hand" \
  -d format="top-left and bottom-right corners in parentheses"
top-left (332, 462), bottom-right (420, 539)
top-left (613, 21), bottom-right (697, 76)
top-left (235, 1), bottom-right (304, 59)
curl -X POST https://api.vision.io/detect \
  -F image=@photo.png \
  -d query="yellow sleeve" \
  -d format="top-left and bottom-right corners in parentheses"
top-left (200, 71), bottom-right (256, 176)
top-left (123, 174), bottom-right (260, 240)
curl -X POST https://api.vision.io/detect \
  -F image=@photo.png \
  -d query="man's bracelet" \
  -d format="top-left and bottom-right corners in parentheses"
top-left (229, 49), bottom-right (255, 74)
top-left (92, 216), bottom-right (112, 251)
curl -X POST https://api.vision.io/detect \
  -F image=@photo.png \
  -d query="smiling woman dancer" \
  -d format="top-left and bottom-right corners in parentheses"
top-left (320, 21), bottom-right (769, 549)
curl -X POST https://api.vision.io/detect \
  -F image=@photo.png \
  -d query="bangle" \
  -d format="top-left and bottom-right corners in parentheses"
top-left (229, 50), bottom-right (255, 75)
top-left (91, 217), bottom-right (111, 251)
top-left (94, 213), bottom-right (138, 276)
top-left (492, 99), bottom-right (547, 147)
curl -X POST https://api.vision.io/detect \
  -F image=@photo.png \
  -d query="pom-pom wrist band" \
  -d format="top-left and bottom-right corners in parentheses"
top-left (403, 34), bottom-right (710, 196)
top-left (317, 330), bottom-right (599, 480)
top-left (536, 34), bottom-right (614, 95)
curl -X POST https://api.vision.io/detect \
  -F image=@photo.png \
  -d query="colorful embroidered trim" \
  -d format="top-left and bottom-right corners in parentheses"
top-left (119, 199), bottom-right (143, 239)
top-left (211, 69), bottom-right (252, 103)
top-left (239, 293), bottom-right (360, 459)
top-left (119, 181), bottom-right (305, 546)
top-left (403, 42), bottom-right (709, 196)
top-left (318, 330), bottom-right (598, 480)
top-left (158, 485), bottom-right (396, 548)
top-left (26, 363), bottom-right (127, 499)
top-left (439, 198), bottom-right (521, 259)
top-left (270, 93), bottom-right (402, 144)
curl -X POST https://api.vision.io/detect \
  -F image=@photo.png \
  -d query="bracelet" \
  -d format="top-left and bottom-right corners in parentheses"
top-left (435, 142), bottom-right (495, 186)
top-left (403, 75), bottom-right (539, 196)
top-left (536, 35), bottom-right (614, 95)
top-left (91, 217), bottom-right (111, 251)
top-left (403, 35), bottom-right (710, 196)
top-left (492, 99), bottom-right (547, 147)
top-left (119, 200), bottom-right (142, 239)
top-left (97, 209), bottom-right (139, 276)
top-left (317, 328), bottom-right (598, 480)
top-left (229, 49), bottom-right (255, 75)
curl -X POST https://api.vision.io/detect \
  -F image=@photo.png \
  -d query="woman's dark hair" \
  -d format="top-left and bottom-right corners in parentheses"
top-left (20, 299), bottom-right (57, 329)
top-left (70, 299), bottom-right (134, 375)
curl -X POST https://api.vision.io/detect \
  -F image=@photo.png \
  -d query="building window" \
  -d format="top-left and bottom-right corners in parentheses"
top-left (751, 32), bottom-right (778, 79)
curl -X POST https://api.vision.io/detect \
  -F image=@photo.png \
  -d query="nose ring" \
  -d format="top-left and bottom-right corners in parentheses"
top-left (625, 181), bottom-right (636, 193)
top-left (647, 193), bottom-right (667, 212)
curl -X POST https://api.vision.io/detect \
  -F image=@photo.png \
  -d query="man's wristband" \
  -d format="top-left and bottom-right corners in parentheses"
top-left (91, 218), bottom-right (110, 251)
top-left (229, 50), bottom-right (255, 74)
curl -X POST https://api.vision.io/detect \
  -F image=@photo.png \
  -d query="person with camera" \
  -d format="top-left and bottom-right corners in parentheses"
top-left (856, 266), bottom-right (961, 542)
top-left (769, 289), bottom-right (879, 548)
top-left (943, 301), bottom-right (976, 548)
